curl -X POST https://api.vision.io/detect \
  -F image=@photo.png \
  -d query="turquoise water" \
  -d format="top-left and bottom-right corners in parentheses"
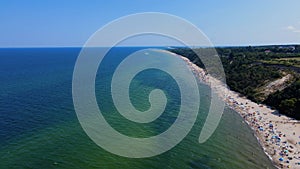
top-left (0, 48), bottom-right (275, 169)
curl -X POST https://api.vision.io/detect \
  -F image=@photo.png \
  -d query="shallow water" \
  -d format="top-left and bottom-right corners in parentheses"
top-left (0, 48), bottom-right (275, 169)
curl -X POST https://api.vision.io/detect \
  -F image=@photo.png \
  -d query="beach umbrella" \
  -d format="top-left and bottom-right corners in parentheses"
top-left (279, 157), bottom-right (284, 161)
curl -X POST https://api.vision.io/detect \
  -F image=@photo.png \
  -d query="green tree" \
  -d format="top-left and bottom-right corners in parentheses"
top-left (279, 98), bottom-right (297, 116)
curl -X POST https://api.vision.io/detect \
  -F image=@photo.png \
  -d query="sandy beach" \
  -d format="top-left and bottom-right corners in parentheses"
top-left (172, 52), bottom-right (300, 169)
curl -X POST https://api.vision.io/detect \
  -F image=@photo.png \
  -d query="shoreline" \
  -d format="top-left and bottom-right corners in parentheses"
top-left (167, 50), bottom-right (300, 169)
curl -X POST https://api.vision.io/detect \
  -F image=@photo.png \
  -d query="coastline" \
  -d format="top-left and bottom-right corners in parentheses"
top-left (167, 50), bottom-right (300, 169)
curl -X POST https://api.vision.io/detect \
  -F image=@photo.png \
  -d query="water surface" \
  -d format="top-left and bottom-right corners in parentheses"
top-left (0, 48), bottom-right (275, 169)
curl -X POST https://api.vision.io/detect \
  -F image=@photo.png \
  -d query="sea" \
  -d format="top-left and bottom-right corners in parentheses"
top-left (0, 47), bottom-right (275, 169)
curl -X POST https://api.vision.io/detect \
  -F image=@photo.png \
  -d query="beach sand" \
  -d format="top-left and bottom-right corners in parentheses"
top-left (167, 51), bottom-right (300, 169)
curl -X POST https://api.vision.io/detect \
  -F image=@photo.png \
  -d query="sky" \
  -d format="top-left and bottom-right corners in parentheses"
top-left (1, 0), bottom-right (300, 47)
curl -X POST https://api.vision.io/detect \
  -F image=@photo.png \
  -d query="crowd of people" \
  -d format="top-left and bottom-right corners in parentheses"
top-left (180, 54), bottom-right (300, 169)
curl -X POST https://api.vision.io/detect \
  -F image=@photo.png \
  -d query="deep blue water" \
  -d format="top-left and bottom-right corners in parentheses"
top-left (0, 48), bottom-right (275, 169)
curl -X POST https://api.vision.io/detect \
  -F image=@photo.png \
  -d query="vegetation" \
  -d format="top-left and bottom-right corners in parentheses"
top-left (264, 79), bottom-right (300, 119)
top-left (260, 58), bottom-right (300, 68)
top-left (169, 45), bottom-right (300, 119)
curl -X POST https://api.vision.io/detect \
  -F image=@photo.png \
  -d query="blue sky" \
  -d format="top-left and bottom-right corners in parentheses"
top-left (1, 0), bottom-right (300, 47)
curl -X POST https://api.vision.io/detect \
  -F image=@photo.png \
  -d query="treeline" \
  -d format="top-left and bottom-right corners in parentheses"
top-left (169, 45), bottom-right (300, 119)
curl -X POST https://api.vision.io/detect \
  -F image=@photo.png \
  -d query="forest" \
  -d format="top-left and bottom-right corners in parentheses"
top-left (169, 45), bottom-right (300, 119)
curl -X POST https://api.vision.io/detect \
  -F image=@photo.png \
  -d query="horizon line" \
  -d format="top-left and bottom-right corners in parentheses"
top-left (0, 43), bottom-right (299, 49)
